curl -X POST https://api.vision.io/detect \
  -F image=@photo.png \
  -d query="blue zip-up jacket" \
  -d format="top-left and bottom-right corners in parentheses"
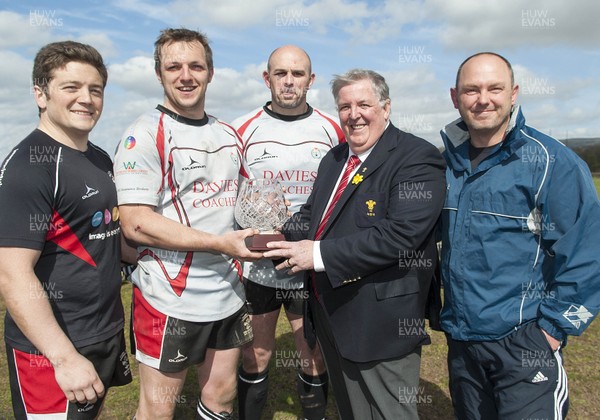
top-left (440, 106), bottom-right (600, 342)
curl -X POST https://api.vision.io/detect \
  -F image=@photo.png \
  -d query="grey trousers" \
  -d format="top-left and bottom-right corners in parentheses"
top-left (310, 296), bottom-right (422, 420)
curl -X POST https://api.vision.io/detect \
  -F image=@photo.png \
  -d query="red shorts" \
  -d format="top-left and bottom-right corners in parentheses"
top-left (6, 330), bottom-right (131, 419)
top-left (132, 286), bottom-right (253, 373)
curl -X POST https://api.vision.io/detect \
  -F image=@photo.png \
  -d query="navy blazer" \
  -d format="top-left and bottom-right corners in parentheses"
top-left (285, 123), bottom-right (446, 363)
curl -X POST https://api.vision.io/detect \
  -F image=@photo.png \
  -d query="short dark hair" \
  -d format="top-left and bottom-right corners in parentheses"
top-left (32, 40), bottom-right (108, 92)
top-left (455, 52), bottom-right (514, 88)
top-left (331, 69), bottom-right (390, 107)
top-left (154, 28), bottom-right (213, 74)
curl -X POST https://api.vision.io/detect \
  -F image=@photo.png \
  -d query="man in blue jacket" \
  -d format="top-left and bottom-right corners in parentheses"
top-left (440, 52), bottom-right (600, 419)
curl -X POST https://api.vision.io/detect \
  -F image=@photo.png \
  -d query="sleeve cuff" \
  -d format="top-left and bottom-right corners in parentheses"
top-left (313, 240), bottom-right (325, 272)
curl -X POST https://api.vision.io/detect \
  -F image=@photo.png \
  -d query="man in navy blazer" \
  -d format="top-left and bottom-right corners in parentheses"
top-left (264, 69), bottom-right (446, 419)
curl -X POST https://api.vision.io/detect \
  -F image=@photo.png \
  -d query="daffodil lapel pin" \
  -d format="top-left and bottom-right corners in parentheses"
top-left (352, 173), bottom-right (364, 185)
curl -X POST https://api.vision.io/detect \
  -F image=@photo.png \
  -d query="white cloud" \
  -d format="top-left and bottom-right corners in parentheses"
top-left (207, 66), bottom-right (271, 120)
top-left (0, 11), bottom-right (54, 49)
top-left (78, 32), bottom-right (119, 59)
top-left (1, 0), bottom-right (598, 160)
top-left (425, 0), bottom-right (600, 49)
top-left (110, 0), bottom-right (175, 24)
top-left (0, 50), bottom-right (39, 159)
top-left (383, 68), bottom-right (451, 146)
top-left (109, 56), bottom-right (159, 96)
top-left (172, 0), bottom-right (283, 27)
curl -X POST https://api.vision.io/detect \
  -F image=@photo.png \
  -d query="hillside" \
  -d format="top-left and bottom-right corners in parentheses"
top-left (560, 137), bottom-right (600, 149)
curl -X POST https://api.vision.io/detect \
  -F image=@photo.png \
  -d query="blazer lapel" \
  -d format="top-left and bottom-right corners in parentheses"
top-left (319, 126), bottom-right (398, 238)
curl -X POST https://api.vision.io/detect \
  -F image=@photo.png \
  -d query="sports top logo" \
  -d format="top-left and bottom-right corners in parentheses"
top-left (252, 148), bottom-right (278, 163)
top-left (123, 136), bottom-right (136, 150)
top-left (182, 156), bottom-right (206, 171)
top-left (82, 184), bottom-right (99, 200)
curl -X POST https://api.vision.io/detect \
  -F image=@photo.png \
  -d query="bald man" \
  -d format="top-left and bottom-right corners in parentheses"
top-left (440, 52), bottom-right (600, 419)
top-left (232, 45), bottom-right (344, 420)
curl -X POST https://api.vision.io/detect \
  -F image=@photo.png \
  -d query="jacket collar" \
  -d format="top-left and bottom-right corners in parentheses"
top-left (441, 105), bottom-right (528, 173)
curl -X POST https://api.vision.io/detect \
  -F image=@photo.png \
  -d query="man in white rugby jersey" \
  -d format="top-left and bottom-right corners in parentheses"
top-left (233, 45), bottom-right (344, 420)
top-left (114, 28), bottom-right (262, 420)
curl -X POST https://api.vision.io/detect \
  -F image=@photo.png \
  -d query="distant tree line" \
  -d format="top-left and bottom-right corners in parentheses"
top-left (437, 143), bottom-right (600, 176)
top-left (571, 143), bottom-right (600, 175)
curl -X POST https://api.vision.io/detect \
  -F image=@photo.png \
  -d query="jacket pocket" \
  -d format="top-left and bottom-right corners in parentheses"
top-left (355, 192), bottom-right (387, 227)
top-left (374, 270), bottom-right (420, 300)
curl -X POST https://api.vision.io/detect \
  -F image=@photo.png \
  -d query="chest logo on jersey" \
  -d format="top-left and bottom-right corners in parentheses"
top-left (82, 184), bottom-right (99, 200)
top-left (251, 148), bottom-right (278, 164)
top-left (311, 147), bottom-right (322, 159)
top-left (182, 156), bottom-right (206, 171)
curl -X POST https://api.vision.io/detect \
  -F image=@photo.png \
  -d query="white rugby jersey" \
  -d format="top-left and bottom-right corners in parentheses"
top-left (114, 105), bottom-right (247, 322)
top-left (233, 103), bottom-right (344, 289)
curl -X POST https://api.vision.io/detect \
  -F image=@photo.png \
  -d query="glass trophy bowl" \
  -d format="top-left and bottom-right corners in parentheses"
top-left (235, 178), bottom-right (288, 251)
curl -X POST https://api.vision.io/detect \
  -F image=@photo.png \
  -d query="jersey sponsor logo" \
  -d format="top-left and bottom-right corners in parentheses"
top-left (104, 209), bottom-right (112, 224)
top-left (123, 136), bottom-right (136, 150)
top-left (192, 179), bottom-right (238, 194)
top-left (91, 211), bottom-right (103, 227)
top-left (82, 184), bottom-right (99, 200)
top-left (192, 196), bottom-right (237, 208)
top-left (182, 156), bottom-right (206, 171)
top-left (311, 147), bottom-right (322, 159)
top-left (262, 169), bottom-right (317, 183)
top-left (191, 179), bottom-right (238, 208)
top-left (88, 226), bottom-right (120, 241)
top-left (251, 148), bottom-right (278, 163)
top-left (90, 207), bottom-right (119, 228)
top-left (117, 161), bottom-right (148, 176)
top-left (285, 184), bottom-right (313, 195)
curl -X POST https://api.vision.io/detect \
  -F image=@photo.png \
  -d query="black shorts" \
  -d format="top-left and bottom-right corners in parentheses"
top-left (6, 330), bottom-right (132, 419)
top-left (132, 286), bottom-right (253, 373)
top-left (243, 278), bottom-right (307, 316)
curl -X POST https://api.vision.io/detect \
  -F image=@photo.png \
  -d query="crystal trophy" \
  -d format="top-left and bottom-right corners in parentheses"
top-left (235, 178), bottom-right (288, 251)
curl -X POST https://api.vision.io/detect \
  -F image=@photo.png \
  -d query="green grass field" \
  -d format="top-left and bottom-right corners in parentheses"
top-left (2, 286), bottom-right (599, 419)
top-left (1, 177), bottom-right (599, 418)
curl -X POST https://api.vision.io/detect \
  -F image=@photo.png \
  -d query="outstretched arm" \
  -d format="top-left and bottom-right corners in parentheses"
top-left (119, 204), bottom-right (263, 262)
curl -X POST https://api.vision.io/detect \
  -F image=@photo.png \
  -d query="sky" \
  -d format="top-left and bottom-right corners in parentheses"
top-left (1, 0), bottom-right (599, 159)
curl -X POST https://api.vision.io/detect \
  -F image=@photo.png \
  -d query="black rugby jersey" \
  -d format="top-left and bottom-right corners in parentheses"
top-left (0, 129), bottom-right (124, 352)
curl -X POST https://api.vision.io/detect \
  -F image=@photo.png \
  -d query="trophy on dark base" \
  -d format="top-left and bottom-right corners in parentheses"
top-left (235, 178), bottom-right (288, 251)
